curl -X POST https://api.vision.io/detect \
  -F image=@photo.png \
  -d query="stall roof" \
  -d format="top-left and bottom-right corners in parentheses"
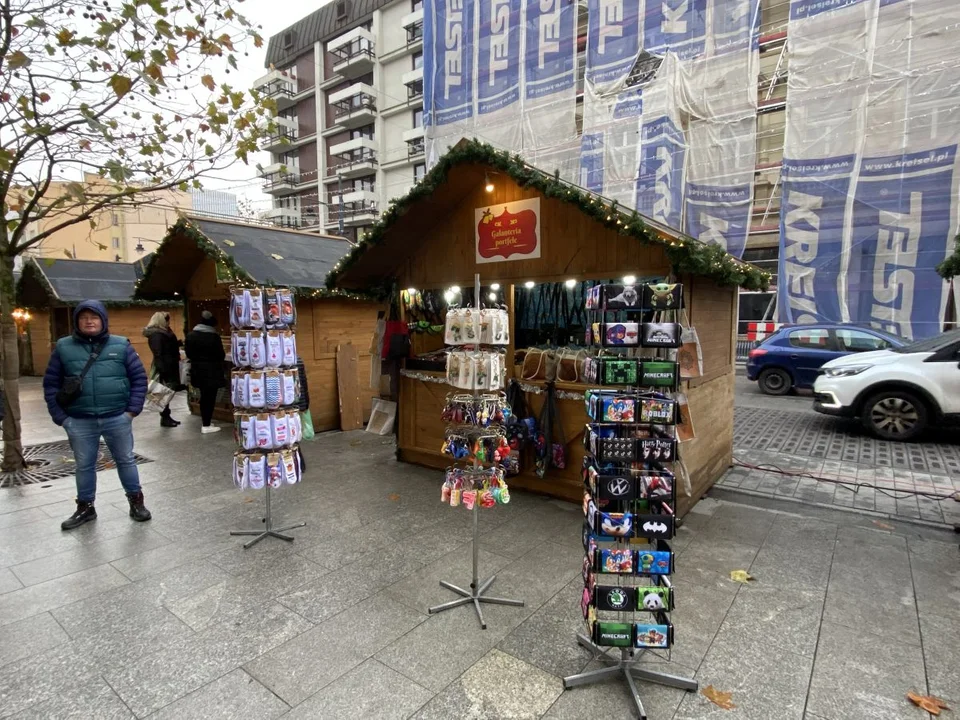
top-left (17, 257), bottom-right (176, 308)
top-left (328, 139), bottom-right (771, 293)
top-left (135, 215), bottom-right (362, 299)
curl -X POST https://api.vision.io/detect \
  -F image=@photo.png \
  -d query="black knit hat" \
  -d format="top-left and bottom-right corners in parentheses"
top-left (200, 310), bottom-right (217, 327)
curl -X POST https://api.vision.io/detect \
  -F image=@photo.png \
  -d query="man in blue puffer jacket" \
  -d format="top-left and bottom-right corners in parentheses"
top-left (43, 300), bottom-right (151, 530)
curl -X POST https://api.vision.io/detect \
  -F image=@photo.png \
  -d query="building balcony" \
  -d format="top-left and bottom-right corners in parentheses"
top-left (264, 206), bottom-right (301, 228)
top-left (261, 118), bottom-right (299, 153)
top-left (402, 9), bottom-right (423, 45)
top-left (402, 67), bottom-right (424, 101)
top-left (329, 28), bottom-right (376, 80)
top-left (326, 138), bottom-right (378, 181)
top-left (329, 83), bottom-right (378, 129)
top-left (325, 191), bottom-right (379, 228)
top-left (254, 69), bottom-right (298, 112)
top-left (404, 127), bottom-right (425, 161)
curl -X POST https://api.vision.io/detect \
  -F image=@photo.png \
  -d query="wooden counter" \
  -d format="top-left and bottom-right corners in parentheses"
top-left (397, 369), bottom-right (733, 516)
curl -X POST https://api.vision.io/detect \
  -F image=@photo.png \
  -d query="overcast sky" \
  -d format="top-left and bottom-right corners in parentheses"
top-left (205, 0), bottom-right (332, 208)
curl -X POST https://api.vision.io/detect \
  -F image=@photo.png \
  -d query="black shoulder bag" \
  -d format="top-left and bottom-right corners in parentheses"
top-left (56, 343), bottom-right (104, 408)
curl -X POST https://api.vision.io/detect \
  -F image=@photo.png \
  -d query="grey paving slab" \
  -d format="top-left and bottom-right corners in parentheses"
top-left (245, 593), bottom-right (427, 707)
top-left (10, 528), bottom-right (171, 586)
top-left (0, 562), bottom-right (130, 628)
top-left (283, 659), bottom-right (433, 720)
top-left (715, 584), bottom-right (824, 658)
top-left (806, 620), bottom-right (927, 720)
top-left (109, 536), bottom-right (237, 582)
top-left (919, 612), bottom-right (960, 705)
top-left (0, 507), bottom-right (53, 529)
top-left (909, 539), bottom-right (960, 622)
top-left (0, 520), bottom-right (83, 568)
top-left (0, 643), bottom-right (101, 718)
top-left (411, 649), bottom-right (563, 720)
top-left (677, 536), bottom-right (762, 583)
top-left (103, 601), bottom-right (312, 718)
top-left (375, 594), bottom-right (532, 692)
top-left (149, 669), bottom-right (289, 720)
top-left (0, 612), bottom-right (69, 669)
top-left (0, 568), bottom-right (23, 595)
top-left (7, 676), bottom-right (134, 720)
top-left (496, 577), bottom-right (593, 678)
top-left (675, 641), bottom-right (813, 720)
top-left (277, 567), bottom-right (390, 625)
top-left (822, 583), bottom-right (920, 646)
top-left (665, 565), bottom-right (741, 670)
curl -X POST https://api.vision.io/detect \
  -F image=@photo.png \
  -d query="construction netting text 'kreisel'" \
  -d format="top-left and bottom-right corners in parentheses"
top-left (420, 0), bottom-right (960, 339)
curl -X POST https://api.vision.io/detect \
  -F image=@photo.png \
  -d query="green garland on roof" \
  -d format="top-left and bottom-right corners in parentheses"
top-left (937, 233), bottom-right (960, 280)
top-left (134, 217), bottom-right (381, 301)
top-left (325, 139), bottom-right (772, 293)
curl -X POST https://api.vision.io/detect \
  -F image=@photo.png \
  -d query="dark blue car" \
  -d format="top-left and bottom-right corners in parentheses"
top-left (745, 324), bottom-right (907, 395)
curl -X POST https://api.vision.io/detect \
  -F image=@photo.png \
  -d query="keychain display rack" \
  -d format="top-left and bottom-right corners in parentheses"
top-left (227, 286), bottom-right (306, 549)
top-left (564, 280), bottom-right (697, 720)
top-left (429, 274), bottom-right (524, 629)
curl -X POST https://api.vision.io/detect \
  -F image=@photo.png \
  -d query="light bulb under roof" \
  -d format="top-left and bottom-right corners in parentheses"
top-left (524, 281), bottom-right (535, 289)
top-left (490, 283), bottom-right (500, 291)
top-left (488, 292), bottom-right (497, 301)
top-left (484, 173), bottom-right (494, 193)
top-left (450, 285), bottom-right (460, 293)
top-left (407, 288), bottom-right (417, 295)
top-left (443, 290), bottom-right (455, 303)
top-left (564, 279), bottom-right (576, 288)
top-left (622, 275), bottom-right (636, 285)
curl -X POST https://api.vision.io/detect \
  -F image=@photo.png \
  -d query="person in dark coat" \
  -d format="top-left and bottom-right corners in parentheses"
top-left (42, 300), bottom-right (151, 530)
top-left (184, 310), bottom-right (226, 434)
top-left (143, 311), bottom-right (182, 427)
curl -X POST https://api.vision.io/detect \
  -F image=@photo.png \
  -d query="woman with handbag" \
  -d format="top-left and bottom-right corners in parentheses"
top-left (143, 311), bottom-right (182, 427)
top-left (184, 310), bottom-right (226, 434)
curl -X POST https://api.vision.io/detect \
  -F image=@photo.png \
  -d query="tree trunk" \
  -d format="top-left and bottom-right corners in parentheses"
top-left (0, 253), bottom-right (25, 472)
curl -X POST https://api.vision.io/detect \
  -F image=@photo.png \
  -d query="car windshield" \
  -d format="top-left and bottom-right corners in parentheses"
top-left (891, 328), bottom-right (960, 354)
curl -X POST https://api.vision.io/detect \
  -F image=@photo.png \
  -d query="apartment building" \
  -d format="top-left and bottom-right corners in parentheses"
top-left (256, 0), bottom-right (426, 242)
top-left (19, 174), bottom-right (192, 263)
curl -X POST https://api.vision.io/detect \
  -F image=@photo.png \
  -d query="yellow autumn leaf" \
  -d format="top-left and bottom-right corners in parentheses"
top-left (222, 239), bottom-right (235, 247)
top-left (270, 253), bottom-right (283, 260)
top-left (701, 685), bottom-right (736, 710)
top-left (729, 570), bottom-right (755, 584)
top-left (108, 74), bottom-right (132, 99)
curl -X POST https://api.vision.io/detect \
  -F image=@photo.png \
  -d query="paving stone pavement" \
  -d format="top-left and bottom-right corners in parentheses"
top-left (724, 375), bottom-right (960, 528)
top-left (0, 380), bottom-right (957, 719)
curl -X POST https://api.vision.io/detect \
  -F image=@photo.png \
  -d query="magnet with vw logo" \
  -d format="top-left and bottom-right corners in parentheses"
top-left (597, 474), bottom-right (637, 503)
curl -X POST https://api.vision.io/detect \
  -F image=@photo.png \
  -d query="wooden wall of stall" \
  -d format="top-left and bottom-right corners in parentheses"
top-left (183, 257), bottom-right (382, 431)
top-left (390, 168), bottom-right (738, 515)
top-left (23, 306), bottom-right (182, 377)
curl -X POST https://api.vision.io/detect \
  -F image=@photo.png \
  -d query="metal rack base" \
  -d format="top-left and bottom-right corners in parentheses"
top-left (428, 573), bottom-right (525, 630)
top-left (230, 484), bottom-right (305, 549)
top-left (563, 634), bottom-right (698, 720)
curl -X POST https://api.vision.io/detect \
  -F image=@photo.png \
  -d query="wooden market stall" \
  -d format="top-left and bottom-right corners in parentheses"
top-left (17, 256), bottom-right (181, 376)
top-left (135, 214), bottom-right (382, 431)
top-left (329, 140), bottom-right (771, 515)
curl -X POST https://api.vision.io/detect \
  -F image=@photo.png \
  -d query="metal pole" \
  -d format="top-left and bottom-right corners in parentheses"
top-left (337, 173), bottom-right (345, 236)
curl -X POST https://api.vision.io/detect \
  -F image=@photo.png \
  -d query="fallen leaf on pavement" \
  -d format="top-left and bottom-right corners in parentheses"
top-left (702, 685), bottom-right (736, 710)
top-left (872, 520), bottom-right (895, 531)
top-left (387, 493), bottom-right (400, 501)
top-left (729, 570), bottom-right (755, 584)
top-left (907, 691), bottom-right (950, 715)
top-left (350, 439), bottom-right (363, 446)
top-left (242, 496), bottom-right (254, 503)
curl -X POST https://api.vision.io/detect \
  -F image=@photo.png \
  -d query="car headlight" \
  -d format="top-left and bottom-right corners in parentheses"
top-left (823, 365), bottom-right (872, 378)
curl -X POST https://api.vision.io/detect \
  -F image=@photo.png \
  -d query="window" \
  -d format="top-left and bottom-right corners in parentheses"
top-left (350, 125), bottom-right (374, 140)
top-left (412, 0), bottom-right (422, 10)
top-left (413, 108), bottom-right (423, 128)
top-left (413, 51), bottom-right (423, 70)
top-left (788, 329), bottom-right (830, 350)
top-left (836, 329), bottom-right (890, 353)
top-left (414, 163), bottom-right (426, 182)
top-left (111, 237), bottom-right (120, 249)
top-left (111, 212), bottom-right (119, 226)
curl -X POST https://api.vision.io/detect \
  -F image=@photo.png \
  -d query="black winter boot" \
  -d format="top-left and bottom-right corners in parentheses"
top-left (61, 500), bottom-right (97, 531)
top-left (126, 492), bottom-right (152, 522)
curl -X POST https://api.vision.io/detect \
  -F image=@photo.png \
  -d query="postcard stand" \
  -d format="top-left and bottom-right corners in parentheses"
top-left (428, 273), bottom-right (524, 629)
top-left (564, 281), bottom-right (697, 719)
top-left (231, 480), bottom-right (305, 549)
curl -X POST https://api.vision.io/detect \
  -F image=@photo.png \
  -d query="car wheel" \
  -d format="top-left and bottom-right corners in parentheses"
top-left (758, 368), bottom-right (792, 396)
top-left (861, 390), bottom-right (928, 441)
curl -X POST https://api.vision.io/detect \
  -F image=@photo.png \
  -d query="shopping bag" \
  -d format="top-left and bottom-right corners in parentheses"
top-left (179, 358), bottom-right (191, 387)
top-left (678, 325), bottom-right (703, 380)
top-left (143, 379), bottom-right (175, 414)
top-left (300, 410), bottom-right (315, 440)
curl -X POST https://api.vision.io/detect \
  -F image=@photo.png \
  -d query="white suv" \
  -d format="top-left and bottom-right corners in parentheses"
top-left (813, 329), bottom-right (960, 441)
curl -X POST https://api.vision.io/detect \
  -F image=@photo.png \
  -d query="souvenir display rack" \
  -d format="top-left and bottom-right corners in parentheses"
top-left (428, 274), bottom-right (524, 629)
top-left (227, 286), bottom-right (307, 549)
top-left (563, 281), bottom-right (697, 719)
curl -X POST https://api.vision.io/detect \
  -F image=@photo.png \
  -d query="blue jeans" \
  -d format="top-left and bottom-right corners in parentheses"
top-left (63, 414), bottom-right (141, 502)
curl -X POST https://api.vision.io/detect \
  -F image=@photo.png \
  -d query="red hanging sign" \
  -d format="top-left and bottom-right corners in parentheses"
top-left (475, 198), bottom-right (541, 264)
